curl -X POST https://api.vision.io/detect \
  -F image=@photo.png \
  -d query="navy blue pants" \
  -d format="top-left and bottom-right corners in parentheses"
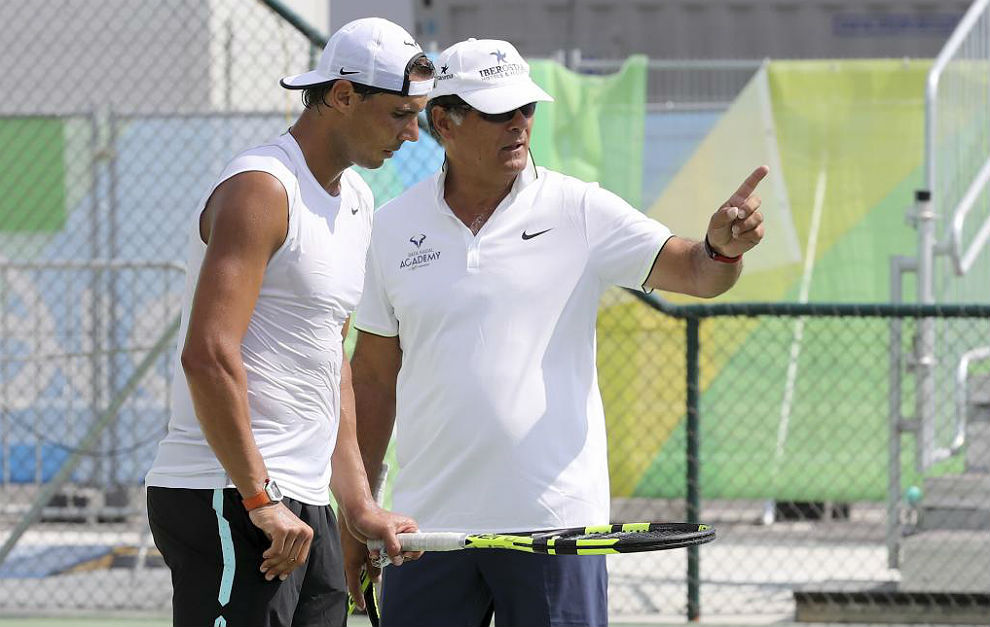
top-left (380, 550), bottom-right (608, 627)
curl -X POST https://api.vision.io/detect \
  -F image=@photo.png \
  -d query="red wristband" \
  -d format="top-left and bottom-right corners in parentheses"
top-left (704, 236), bottom-right (742, 263)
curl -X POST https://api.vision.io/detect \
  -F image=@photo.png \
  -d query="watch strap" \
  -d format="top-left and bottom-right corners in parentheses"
top-left (243, 480), bottom-right (275, 511)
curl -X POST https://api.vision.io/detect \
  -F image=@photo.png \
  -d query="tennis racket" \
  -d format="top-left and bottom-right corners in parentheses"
top-left (368, 522), bottom-right (714, 568)
top-left (346, 463), bottom-right (389, 626)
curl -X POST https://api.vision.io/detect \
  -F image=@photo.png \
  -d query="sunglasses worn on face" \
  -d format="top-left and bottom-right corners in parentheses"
top-left (454, 102), bottom-right (537, 123)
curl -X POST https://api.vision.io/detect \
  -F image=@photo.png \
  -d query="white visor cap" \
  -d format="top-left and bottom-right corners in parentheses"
top-left (431, 38), bottom-right (553, 114)
top-left (280, 17), bottom-right (433, 96)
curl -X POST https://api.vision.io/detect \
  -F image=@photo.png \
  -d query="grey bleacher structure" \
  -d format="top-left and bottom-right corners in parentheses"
top-left (413, 0), bottom-right (971, 61)
top-left (900, 375), bottom-right (989, 595)
top-left (795, 377), bottom-right (990, 623)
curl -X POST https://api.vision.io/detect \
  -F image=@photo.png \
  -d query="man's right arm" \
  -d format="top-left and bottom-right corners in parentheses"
top-left (181, 171), bottom-right (312, 581)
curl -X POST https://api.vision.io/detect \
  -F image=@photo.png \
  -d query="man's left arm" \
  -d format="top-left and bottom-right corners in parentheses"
top-left (645, 165), bottom-right (768, 298)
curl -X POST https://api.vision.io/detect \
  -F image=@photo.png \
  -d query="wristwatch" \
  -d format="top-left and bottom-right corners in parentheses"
top-left (242, 478), bottom-right (283, 511)
top-left (704, 235), bottom-right (742, 263)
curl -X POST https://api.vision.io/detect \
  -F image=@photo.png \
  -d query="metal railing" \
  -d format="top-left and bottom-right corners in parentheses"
top-left (926, 0), bottom-right (990, 276)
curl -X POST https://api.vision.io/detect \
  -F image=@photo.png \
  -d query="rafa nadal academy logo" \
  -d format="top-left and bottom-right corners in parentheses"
top-left (401, 234), bottom-right (440, 270)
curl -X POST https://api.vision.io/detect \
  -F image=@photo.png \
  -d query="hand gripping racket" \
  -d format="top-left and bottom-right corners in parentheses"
top-left (346, 463), bottom-right (389, 626)
top-left (368, 521), bottom-right (714, 568)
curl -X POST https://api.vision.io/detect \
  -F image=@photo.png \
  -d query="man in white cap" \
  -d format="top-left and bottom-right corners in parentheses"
top-left (144, 18), bottom-right (433, 627)
top-left (344, 37), bottom-right (767, 626)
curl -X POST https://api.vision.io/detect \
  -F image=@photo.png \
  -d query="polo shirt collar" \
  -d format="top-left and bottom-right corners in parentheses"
top-left (433, 156), bottom-right (538, 212)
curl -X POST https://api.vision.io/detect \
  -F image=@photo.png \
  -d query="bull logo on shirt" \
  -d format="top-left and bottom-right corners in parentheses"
top-left (402, 234), bottom-right (439, 271)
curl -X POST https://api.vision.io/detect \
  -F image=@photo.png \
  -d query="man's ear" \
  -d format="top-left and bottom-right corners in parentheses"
top-left (432, 107), bottom-right (457, 142)
top-left (325, 80), bottom-right (359, 112)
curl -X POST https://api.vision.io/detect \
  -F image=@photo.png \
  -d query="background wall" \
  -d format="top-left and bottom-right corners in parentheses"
top-left (414, 0), bottom-right (970, 60)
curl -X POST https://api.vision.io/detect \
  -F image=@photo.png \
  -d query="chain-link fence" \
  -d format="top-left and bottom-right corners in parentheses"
top-left (598, 293), bottom-right (990, 621)
top-left (0, 0), bottom-right (375, 614)
top-left (2, 0), bottom-right (989, 623)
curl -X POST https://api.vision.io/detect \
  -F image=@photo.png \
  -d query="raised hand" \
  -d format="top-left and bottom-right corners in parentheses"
top-left (706, 165), bottom-right (768, 259)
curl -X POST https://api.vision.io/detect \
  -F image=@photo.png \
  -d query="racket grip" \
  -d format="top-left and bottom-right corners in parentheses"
top-left (368, 532), bottom-right (468, 553)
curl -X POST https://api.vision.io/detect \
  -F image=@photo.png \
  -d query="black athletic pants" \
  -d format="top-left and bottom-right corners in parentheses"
top-left (147, 487), bottom-right (347, 627)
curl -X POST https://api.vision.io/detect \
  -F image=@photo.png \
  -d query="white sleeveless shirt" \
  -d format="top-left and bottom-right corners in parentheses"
top-left (146, 132), bottom-right (374, 505)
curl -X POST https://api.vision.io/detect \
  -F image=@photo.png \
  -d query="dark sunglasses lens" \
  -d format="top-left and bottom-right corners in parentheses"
top-left (479, 110), bottom-right (513, 123)
top-left (480, 102), bottom-right (537, 123)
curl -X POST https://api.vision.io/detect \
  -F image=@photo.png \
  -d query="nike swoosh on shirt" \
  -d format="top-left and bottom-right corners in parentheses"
top-left (521, 228), bottom-right (553, 240)
top-left (351, 207), bottom-right (359, 215)
top-left (340, 68), bottom-right (360, 75)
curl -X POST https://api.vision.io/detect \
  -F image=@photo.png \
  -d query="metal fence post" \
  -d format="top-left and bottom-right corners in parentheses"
top-left (686, 315), bottom-right (701, 621)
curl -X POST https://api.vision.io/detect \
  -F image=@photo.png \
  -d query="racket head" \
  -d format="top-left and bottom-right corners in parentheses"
top-left (360, 571), bottom-right (380, 626)
top-left (346, 571), bottom-right (380, 626)
top-left (514, 522), bottom-right (716, 555)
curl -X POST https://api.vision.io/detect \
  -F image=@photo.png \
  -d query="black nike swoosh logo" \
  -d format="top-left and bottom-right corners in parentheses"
top-left (351, 207), bottom-right (359, 215)
top-left (404, 40), bottom-right (417, 47)
top-left (340, 68), bottom-right (360, 75)
top-left (521, 228), bottom-right (553, 240)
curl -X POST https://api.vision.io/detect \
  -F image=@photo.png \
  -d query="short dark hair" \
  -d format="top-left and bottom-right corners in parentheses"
top-left (302, 54), bottom-right (435, 110)
top-left (301, 81), bottom-right (386, 109)
top-left (425, 94), bottom-right (470, 140)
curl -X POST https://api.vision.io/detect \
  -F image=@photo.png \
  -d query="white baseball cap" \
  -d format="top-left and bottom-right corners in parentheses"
top-left (280, 17), bottom-right (434, 96)
top-left (430, 38), bottom-right (553, 113)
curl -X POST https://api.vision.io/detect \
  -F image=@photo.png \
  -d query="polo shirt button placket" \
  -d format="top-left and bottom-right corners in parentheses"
top-left (466, 242), bottom-right (481, 272)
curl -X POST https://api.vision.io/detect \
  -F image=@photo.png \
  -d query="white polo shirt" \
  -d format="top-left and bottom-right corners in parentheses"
top-left (355, 163), bottom-right (672, 532)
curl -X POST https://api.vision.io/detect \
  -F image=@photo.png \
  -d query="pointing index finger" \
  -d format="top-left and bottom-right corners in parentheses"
top-left (732, 165), bottom-right (769, 200)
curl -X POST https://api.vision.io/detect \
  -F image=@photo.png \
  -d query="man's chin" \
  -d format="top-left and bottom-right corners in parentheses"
top-left (355, 156), bottom-right (387, 170)
top-left (501, 155), bottom-right (528, 173)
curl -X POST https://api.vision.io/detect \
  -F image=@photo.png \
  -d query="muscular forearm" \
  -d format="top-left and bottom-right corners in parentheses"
top-left (331, 357), bottom-right (375, 518)
top-left (182, 349), bottom-right (268, 497)
top-left (354, 382), bottom-right (395, 490)
top-left (352, 377), bottom-right (396, 490)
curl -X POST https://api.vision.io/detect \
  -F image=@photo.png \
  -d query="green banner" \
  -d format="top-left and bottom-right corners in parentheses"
top-left (529, 56), bottom-right (647, 209)
top-left (0, 117), bottom-right (66, 232)
top-left (601, 60), bottom-right (942, 501)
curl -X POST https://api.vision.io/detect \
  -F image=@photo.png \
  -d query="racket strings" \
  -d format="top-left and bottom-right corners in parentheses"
top-left (571, 530), bottom-right (678, 541)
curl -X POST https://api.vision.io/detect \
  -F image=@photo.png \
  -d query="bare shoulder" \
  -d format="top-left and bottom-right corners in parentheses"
top-left (201, 171), bottom-right (289, 254)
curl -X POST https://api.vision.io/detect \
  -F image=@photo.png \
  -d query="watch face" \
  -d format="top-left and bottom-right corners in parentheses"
top-left (265, 480), bottom-right (283, 501)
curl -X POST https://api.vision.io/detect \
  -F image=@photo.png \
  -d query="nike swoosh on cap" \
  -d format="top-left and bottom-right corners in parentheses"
top-left (340, 68), bottom-right (360, 75)
top-left (521, 228), bottom-right (553, 240)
